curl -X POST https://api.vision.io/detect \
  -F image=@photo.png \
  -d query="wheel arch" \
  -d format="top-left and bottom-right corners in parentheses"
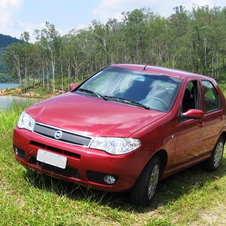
top-left (220, 131), bottom-right (226, 144)
top-left (152, 149), bottom-right (168, 177)
top-left (130, 149), bottom-right (168, 206)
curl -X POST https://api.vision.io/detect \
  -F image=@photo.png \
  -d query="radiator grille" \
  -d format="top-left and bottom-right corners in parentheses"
top-left (33, 123), bottom-right (91, 146)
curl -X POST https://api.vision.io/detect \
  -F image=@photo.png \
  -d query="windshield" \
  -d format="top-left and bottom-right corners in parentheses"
top-left (75, 66), bottom-right (182, 112)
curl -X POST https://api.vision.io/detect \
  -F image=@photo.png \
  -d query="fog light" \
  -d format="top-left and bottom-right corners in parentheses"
top-left (104, 175), bottom-right (116, 185)
top-left (14, 146), bottom-right (25, 160)
top-left (15, 147), bottom-right (19, 156)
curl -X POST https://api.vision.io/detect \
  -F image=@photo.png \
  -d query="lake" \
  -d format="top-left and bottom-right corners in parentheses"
top-left (0, 96), bottom-right (38, 111)
top-left (0, 83), bottom-right (41, 110)
top-left (0, 83), bottom-right (21, 90)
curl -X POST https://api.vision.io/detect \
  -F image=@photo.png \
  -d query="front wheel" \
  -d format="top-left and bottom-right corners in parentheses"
top-left (205, 136), bottom-right (225, 172)
top-left (130, 156), bottom-right (160, 206)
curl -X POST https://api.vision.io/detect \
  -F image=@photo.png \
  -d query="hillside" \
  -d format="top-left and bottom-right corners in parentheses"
top-left (0, 34), bottom-right (19, 78)
top-left (0, 34), bottom-right (19, 48)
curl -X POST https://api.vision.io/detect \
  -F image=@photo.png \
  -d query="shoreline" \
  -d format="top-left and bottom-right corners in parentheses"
top-left (0, 87), bottom-right (63, 99)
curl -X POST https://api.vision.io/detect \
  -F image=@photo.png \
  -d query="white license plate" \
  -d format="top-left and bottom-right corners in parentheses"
top-left (37, 149), bottom-right (67, 169)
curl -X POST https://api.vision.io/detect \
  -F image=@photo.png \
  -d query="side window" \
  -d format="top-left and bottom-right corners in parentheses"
top-left (182, 81), bottom-right (200, 113)
top-left (201, 80), bottom-right (220, 113)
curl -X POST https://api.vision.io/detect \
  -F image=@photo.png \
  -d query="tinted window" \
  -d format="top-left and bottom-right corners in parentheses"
top-left (201, 80), bottom-right (220, 113)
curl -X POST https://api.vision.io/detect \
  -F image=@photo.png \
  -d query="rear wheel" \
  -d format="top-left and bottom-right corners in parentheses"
top-left (130, 156), bottom-right (160, 206)
top-left (205, 136), bottom-right (225, 171)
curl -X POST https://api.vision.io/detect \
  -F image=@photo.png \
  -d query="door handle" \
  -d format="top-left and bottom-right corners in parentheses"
top-left (219, 114), bottom-right (224, 120)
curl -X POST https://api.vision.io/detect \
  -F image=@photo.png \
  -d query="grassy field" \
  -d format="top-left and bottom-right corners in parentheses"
top-left (1, 102), bottom-right (226, 225)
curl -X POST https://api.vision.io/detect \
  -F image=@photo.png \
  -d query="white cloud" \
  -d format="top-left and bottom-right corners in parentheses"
top-left (0, 0), bottom-right (24, 36)
top-left (92, 0), bottom-right (174, 21)
top-left (0, 0), bottom-right (46, 42)
top-left (93, 0), bottom-right (226, 21)
top-left (16, 20), bottom-right (48, 42)
top-left (93, 0), bottom-right (135, 22)
top-left (1, 0), bottom-right (225, 41)
top-left (0, 0), bottom-right (22, 7)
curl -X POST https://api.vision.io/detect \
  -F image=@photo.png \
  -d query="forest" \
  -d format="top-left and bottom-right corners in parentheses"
top-left (0, 34), bottom-right (19, 81)
top-left (3, 5), bottom-right (226, 93)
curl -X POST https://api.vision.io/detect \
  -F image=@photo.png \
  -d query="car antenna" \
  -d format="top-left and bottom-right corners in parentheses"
top-left (143, 61), bottom-right (150, 71)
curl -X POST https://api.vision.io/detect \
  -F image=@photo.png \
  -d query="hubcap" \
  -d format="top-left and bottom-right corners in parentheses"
top-left (213, 142), bottom-right (224, 168)
top-left (148, 164), bottom-right (159, 200)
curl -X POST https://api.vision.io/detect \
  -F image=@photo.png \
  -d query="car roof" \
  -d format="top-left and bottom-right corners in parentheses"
top-left (112, 64), bottom-right (209, 80)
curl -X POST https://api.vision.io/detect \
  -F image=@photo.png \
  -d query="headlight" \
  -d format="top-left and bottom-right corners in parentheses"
top-left (90, 137), bottom-right (140, 155)
top-left (17, 111), bottom-right (35, 131)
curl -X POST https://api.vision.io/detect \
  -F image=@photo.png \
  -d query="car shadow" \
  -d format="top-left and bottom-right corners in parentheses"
top-left (23, 156), bottom-right (226, 213)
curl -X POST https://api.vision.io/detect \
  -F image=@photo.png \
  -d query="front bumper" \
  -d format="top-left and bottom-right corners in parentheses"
top-left (13, 126), bottom-right (148, 192)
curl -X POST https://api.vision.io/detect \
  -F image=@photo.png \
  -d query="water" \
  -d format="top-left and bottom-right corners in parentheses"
top-left (0, 83), bottom-right (41, 110)
top-left (0, 96), bottom-right (36, 110)
top-left (0, 83), bottom-right (21, 90)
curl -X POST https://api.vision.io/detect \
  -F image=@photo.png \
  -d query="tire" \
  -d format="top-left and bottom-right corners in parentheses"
top-left (130, 156), bottom-right (160, 206)
top-left (205, 136), bottom-right (225, 172)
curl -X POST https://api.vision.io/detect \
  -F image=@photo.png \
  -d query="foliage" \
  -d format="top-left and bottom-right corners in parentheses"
top-left (0, 48), bottom-right (9, 73)
top-left (3, 5), bottom-right (226, 93)
top-left (0, 34), bottom-right (20, 76)
top-left (0, 73), bottom-right (15, 83)
top-left (0, 34), bottom-right (19, 48)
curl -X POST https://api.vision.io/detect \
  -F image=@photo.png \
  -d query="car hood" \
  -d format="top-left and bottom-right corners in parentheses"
top-left (27, 92), bottom-right (166, 137)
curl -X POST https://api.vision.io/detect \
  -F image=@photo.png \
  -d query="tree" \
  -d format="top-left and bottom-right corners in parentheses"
top-left (4, 5), bottom-right (226, 88)
top-left (4, 43), bottom-right (23, 83)
top-left (189, 5), bottom-right (226, 77)
top-left (122, 8), bottom-right (150, 64)
top-left (168, 6), bottom-right (191, 69)
top-left (35, 22), bottom-right (61, 93)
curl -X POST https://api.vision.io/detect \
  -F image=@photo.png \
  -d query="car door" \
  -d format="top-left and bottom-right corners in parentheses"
top-left (173, 80), bottom-right (204, 167)
top-left (201, 80), bottom-right (224, 153)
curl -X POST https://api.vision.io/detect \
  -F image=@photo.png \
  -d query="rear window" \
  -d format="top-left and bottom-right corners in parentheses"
top-left (201, 80), bottom-right (221, 113)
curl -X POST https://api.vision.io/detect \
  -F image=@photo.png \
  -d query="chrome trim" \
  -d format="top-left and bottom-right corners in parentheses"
top-left (33, 122), bottom-right (93, 147)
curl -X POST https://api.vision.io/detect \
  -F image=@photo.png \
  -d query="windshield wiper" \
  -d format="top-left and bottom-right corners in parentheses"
top-left (104, 96), bottom-right (150, 110)
top-left (77, 88), bottom-right (108, 101)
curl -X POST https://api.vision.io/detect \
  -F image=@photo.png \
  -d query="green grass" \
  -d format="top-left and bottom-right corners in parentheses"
top-left (1, 102), bottom-right (226, 225)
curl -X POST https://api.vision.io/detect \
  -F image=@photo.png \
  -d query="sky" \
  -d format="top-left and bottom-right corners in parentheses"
top-left (0, 0), bottom-right (225, 42)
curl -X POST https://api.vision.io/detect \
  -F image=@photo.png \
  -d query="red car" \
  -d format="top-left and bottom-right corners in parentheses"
top-left (13, 64), bottom-right (226, 206)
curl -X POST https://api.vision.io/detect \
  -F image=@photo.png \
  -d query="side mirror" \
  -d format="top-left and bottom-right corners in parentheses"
top-left (181, 109), bottom-right (204, 119)
top-left (70, 83), bottom-right (78, 91)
